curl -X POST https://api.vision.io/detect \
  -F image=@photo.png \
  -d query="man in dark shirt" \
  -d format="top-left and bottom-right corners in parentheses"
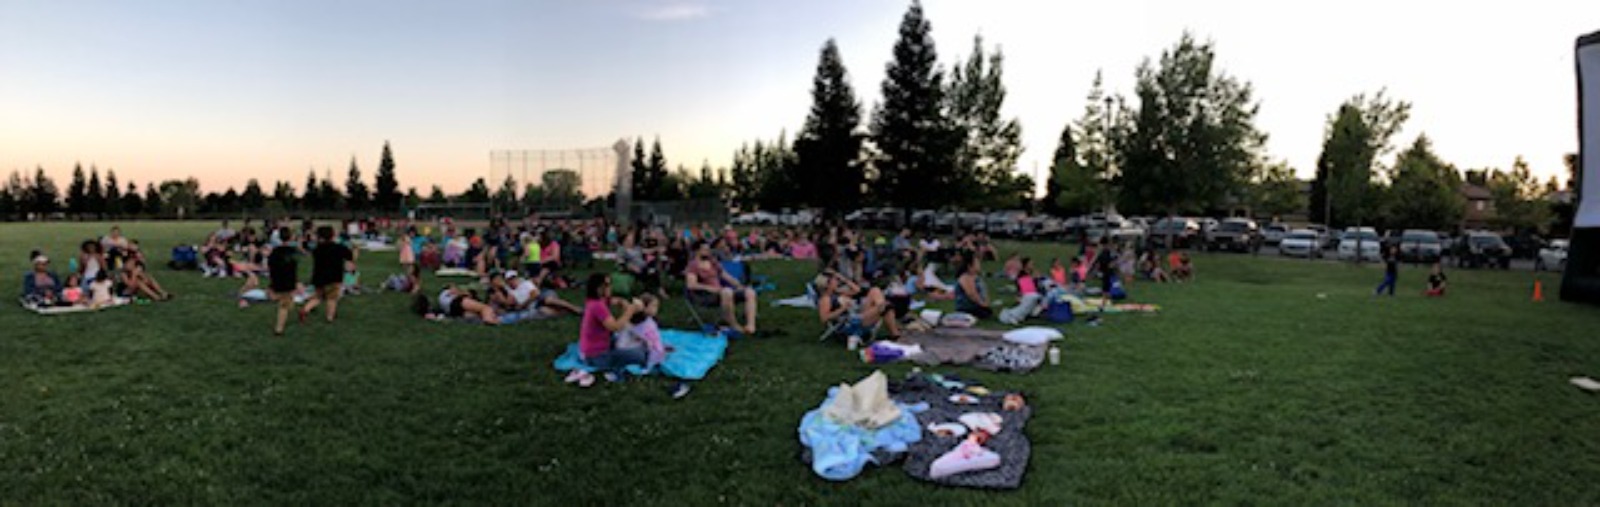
top-left (301, 226), bottom-right (353, 324)
top-left (266, 227), bottom-right (300, 335)
top-left (1375, 245), bottom-right (1399, 297)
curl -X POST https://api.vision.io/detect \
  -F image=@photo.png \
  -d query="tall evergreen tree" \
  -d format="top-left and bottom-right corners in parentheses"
top-left (104, 170), bottom-right (121, 218)
top-left (242, 179), bottom-right (266, 211)
top-left (31, 167), bottom-right (59, 215)
top-left (794, 39), bottom-right (866, 215)
top-left (143, 183), bottom-right (163, 216)
top-left (373, 141), bottom-right (401, 212)
top-left (494, 174), bottom-right (520, 211)
top-left (947, 35), bottom-right (1024, 209)
top-left (272, 181), bottom-right (296, 211)
top-left (86, 167), bottom-right (104, 217)
top-left (122, 182), bottom-right (143, 216)
top-left (66, 164), bottom-right (87, 216)
top-left (303, 171), bottom-right (321, 212)
top-left (1044, 123), bottom-right (1077, 215)
top-left (0, 171), bottom-right (21, 218)
top-left (646, 138), bottom-right (670, 200)
top-left (319, 171), bottom-right (343, 211)
top-left (630, 136), bottom-right (650, 200)
top-left (346, 158), bottom-right (371, 212)
top-left (460, 178), bottom-right (491, 203)
top-left (870, 1), bottom-right (959, 209)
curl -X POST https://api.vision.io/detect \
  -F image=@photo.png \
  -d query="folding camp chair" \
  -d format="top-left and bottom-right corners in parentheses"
top-left (814, 282), bottom-right (882, 343)
top-left (683, 259), bottom-right (749, 331)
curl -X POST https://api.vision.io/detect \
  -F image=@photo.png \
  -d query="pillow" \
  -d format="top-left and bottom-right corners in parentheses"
top-left (1003, 326), bottom-right (1063, 346)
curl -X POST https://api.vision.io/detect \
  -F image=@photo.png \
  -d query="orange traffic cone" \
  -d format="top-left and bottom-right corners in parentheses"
top-left (1533, 280), bottom-right (1544, 302)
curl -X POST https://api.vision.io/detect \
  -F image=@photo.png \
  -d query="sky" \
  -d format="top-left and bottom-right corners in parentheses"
top-left (2, 0), bottom-right (1597, 196)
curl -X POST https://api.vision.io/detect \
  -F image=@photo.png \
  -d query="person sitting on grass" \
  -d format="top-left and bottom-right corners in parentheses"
top-left (509, 270), bottom-right (582, 316)
top-left (686, 243), bottom-right (759, 335)
top-left (915, 258), bottom-right (955, 300)
top-left (565, 273), bottom-right (643, 387)
top-left (120, 259), bottom-right (172, 301)
top-left (61, 273), bottom-right (85, 306)
top-left (1140, 250), bottom-right (1171, 283)
top-left (816, 271), bottom-right (902, 340)
top-left (88, 272), bottom-right (115, 309)
top-left (1425, 262), bottom-right (1448, 297)
top-left (301, 226), bottom-right (353, 323)
top-left (1000, 257), bottom-right (1043, 325)
top-left (78, 240), bottom-right (107, 284)
top-left (1171, 252), bottom-right (1193, 283)
top-left (955, 257), bottom-right (994, 320)
top-left (22, 252), bottom-right (62, 306)
top-left (434, 284), bottom-right (500, 324)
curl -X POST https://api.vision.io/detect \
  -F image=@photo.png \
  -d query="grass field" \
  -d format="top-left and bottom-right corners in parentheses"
top-left (3, 221), bottom-right (1600, 505)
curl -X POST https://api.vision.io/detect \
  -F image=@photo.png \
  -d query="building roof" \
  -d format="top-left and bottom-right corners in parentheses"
top-left (1460, 183), bottom-right (1492, 200)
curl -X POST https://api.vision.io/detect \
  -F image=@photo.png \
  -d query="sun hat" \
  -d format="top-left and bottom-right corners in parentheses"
top-left (32, 255), bottom-right (48, 264)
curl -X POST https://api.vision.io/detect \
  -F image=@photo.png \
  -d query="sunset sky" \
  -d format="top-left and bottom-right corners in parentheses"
top-left (2, 0), bottom-right (1596, 195)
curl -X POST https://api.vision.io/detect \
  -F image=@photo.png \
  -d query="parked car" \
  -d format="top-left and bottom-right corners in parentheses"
top-left (1278, 229), bottom-right (1322, 258)
top-left (1536, 239), bottom-right (1569, 272)
top-left (1337, 227), bottom-right (1383, 262)
top-left (910, 209), bottom-right (939, 231)
top-left (779, 209), bottom-right (816, 226)
top-left (731, 211), bottom-right (779, 226)
top-left (1261, 223), bottom-right (1291, 245)
top-left (956, 212), bottom-right (987, 232)
top-left (1306, 224), bottom-right (1335, 249)
top-left (1204, 218), bottom-right (1260, 253)
top-left (986, 210), bottom-right (1030, 237)
top-left (1456, 232), bottom-right (1512, 269)
top-left (1085, 214), bottom-right (1144, 244)
top-left (1396, 229), bottom-right (1444, 263)
top-left (1148, 217), bottom-right (1200, 248)
top-left (1022, 215), bottom-right (1065, 239)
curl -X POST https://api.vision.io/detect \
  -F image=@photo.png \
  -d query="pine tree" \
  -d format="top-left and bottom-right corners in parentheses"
top-left (373, 141), bottom-right (401, 213)
top-left (1043, 123), bottom-right (1075, 216)
top-left (630, 136), bottom-right (650, 200)
top-left (495, 174), bottom-right (520, 211)
top-left (870, 1), bottom-right (959, 210)
top-left (86, 167), bottom-right (104, 217)
top-left (272, 181), bottom-right (296, 211)
top-left (122, 182), bottom-right (143, 216)
top-left (948, 35), bottom-right (1024, 209)
top-left (794, 39), bottom-right (866, 215)
top-left (144, 183), bottom-right (163, 217)
top-left (31, 167), bottom-right (59, 215)
top-left (104, 170), bottom-right (121, 218)
top-left (303, 171), bottom-right (321, 212)
top-left (427, 185), bottom-right (447, 204)
top-left (460, 178), bottom-right (491, 203)
top-left (346, 158), bottom-right (370, 212)
top-left (242, 179), bottom-right (266, 211)
top-left (0, 171), bottom-right (20, 219)
top-left (646, 138), bottom-right (669, 200)
top-left (66, 163), bottom-right (87, 216)
top-left (319, 171), bottom-right (343, 211)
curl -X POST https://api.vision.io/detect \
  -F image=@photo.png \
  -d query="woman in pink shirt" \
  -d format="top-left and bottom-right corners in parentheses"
top-left (566, 272), bottom-right (643, 387)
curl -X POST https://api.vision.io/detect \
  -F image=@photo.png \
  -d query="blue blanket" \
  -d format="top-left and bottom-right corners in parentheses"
top-left (552, 329), bottom-right (728, 380)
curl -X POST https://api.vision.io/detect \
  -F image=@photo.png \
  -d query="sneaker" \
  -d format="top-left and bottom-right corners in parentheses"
top-left (671, 382), bottom-right (692, 399)
top-left (577, 372), bottom-right (595, 388)
top-left (563, 370), bottom-right (587, 384)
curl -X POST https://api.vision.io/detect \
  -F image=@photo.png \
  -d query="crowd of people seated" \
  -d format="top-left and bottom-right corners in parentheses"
top-left (21, 225), bottom-right (172, 308)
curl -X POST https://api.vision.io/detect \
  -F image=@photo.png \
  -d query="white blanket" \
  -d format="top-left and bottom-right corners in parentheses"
top-left (22, 297), bottom-right (131, 315)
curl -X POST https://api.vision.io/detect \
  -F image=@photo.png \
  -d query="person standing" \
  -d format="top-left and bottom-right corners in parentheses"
top-left (301, 226), bottom-right (353, 323)
top-left (266, 228), bottom-right (300, 335)
top-left (1374, 245), bottom-right (1399, 297)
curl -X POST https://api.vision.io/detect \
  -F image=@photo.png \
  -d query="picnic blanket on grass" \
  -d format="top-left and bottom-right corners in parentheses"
top-left (434, 267), bottom-right (478, 277)
top-left (21, 297), bottom-right (132, 315)
top-left (892, 373), bottom-right (1033, 490)
top-left (901, 328), bottom-right (1046, 373)
top-left (553, 329), bottom-right (728, 380)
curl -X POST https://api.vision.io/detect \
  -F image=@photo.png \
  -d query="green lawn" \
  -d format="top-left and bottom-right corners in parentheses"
top-left (3, 221), bottom-right (1599, 505)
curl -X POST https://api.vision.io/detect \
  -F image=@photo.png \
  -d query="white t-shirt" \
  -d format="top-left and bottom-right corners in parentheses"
top-left (438, 289), bottom-right (459, 309)
top-left (920, 239), bottom-right (941, 252)
top-left (510, 280), bottom-right (537, 306)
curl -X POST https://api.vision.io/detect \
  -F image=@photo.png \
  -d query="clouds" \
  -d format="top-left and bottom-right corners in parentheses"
top-left (631, 1), bottom-right (711, 21)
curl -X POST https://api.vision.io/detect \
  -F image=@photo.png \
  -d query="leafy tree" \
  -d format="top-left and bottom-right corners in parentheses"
top-left (319, 173), bottom-right (343, 211)
top-left (427, 185), bottom-right (447, 204)
top-left (1489, 156), bottom-right (1552, 233)
top-left (494, 174), bottom-right (520, 212)
top-left (271, 181), bottom-right (296, 211)
top-left (543, 169), bottom-right (584, 207)
top-left (85, 167), bottom-right (104, 217)
top-left (1042, 124), bottom-right (1073, 216)
top-left (66, 164), bottom-right (87, 216)
top-left (1118, 33), bottom-right (1265, 216)
top-left (1311, 90), bottom-right (1410, 226)
top-left (728, 143), bottom-right (758, 210)
top-left (459, 178), bottom-right (491, 203)
top-left (1381, 136), bottom-right (1463, 230)
top-left (685, 161), bottom-right (723, 200)
top-left (221, 188), bottom-right (242, 214)
top-left (404, 188), bottom-right (422, 209)
top-left (1563, 152), bottom-right (1578, 191)
top-left (1054, 72), bottom-right (1117, 216)
top-left (104, 170), bottom-right (121, 218)
top-left (630, 136), bottom-right (649, 200)
top-left (159, 178), bottom-right (201, 218)
top-left (948, 35), bottom-right (1024, 209)
top-left (302, 171), bottom-right (321, 212)
top-left (121, 182), bottom-right (143, 216)
top-left (1247, 161), bottom-right (1306, 219)
top-left (794, 39), bottom-right (866, 215)
top-left (0, 171), bottom-right (22, 218)
top-left (242, 179), bottom-right (266, 211)
top-left (345, 158), bottom-right (370, 212)
top-left (144, 183), bottom-right (163, 217)
top-left (373, 141), bottom-right (401, 212)
top-left (870, 0), bottom-right (960, 209)
top-left (520, 183), bottom-right (545, 210)
top-left (645, 138), bottom-right (670, 200)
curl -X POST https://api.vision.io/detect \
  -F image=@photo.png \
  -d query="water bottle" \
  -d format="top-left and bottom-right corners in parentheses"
top-left (1048, 346), bottom-right (1061, 366)
top-left (847, 335), bottom-right (861, 351)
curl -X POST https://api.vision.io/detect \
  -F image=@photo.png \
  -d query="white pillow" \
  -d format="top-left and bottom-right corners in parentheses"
top-left (1003, 326), bottom-right (1063, 346)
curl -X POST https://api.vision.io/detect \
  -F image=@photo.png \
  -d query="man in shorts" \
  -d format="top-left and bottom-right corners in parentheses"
top-left (685, 243), bottom-right (758, 334)
top-left (266, 227), bottom-right (300, 336)
top-left (301, 226), bottom-right (353, 324)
